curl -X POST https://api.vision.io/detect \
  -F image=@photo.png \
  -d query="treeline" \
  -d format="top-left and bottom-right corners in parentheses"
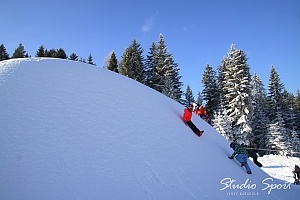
top-left (1, 36), bottom-right (299, 157)
top-left (0, 34), bottom-right (183, 103)
top-left (0, 43), bottom-right (95, 64)
top-left (185, 44), bottom-right (300, 157)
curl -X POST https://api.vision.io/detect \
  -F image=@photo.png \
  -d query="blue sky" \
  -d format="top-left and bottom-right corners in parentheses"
top-left (2, 0), bottom-right (299, 95)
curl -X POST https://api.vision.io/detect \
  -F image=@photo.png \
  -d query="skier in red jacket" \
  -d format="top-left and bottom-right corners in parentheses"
top-left (183, 104), bottom-right (204, 137)
top-left (194, 105), bottom-right (211, 125)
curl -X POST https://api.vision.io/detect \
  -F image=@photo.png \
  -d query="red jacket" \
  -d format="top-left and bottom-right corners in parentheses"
top-left (183, 108), bottom-right (192, 122)
top-left (198, 105), bottom-right (206, 115)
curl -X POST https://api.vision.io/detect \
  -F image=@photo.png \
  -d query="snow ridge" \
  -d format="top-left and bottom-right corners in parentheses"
top-left (0, 58), bottom-right (299, 200)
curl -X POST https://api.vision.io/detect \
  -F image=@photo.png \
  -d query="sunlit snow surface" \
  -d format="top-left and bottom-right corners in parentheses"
top-left (0, 58), bottom-right (299, 200)
top-left (260, 155), bottom-right (300, 183)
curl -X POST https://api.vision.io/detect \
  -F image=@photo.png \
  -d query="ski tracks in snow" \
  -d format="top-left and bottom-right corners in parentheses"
top-left (175, 168), bottom-right (208, 199)
top-left (139, 158), bottom-right (208, 200)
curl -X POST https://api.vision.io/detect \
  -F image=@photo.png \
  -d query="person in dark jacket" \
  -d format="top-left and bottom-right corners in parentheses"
top-left (293, 164), bottom-right (300, 185)
top-left (183, 104), bottom-right (204, 137)
top-left (242, 144), bottom-right (263, 167)
top-left (228, 142), bottom-right (252, 174)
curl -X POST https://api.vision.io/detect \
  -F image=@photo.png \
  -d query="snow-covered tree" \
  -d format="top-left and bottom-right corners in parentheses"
top-left (295, 89), bottom-right (300, 131)
top-left (290, 129), bottom-right (300, 157)
top-left (250, 73), bottom-right (270, 151)
top-left (266, 111), bottom-right (289, 156)
top-left (267, 66), bottom-right (285, 121)
top-left (213, 106), bottom-right (232, 140)
top-left (295, 89), bottom-right (300, 112)
top-left (221, 44), bottom-right (253, 144)
top-left (282, 90), bottom-right (298, 132)
top-left (265, 66), bottom-right (295, 155)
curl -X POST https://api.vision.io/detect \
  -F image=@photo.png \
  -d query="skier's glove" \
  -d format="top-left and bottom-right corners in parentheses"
top-left (228, 156), bottom-right (233, 159)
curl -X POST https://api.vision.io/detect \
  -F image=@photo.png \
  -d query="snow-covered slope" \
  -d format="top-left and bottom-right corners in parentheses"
top-left (260, 155), bottom-right (300, 184)
top-left (0, 58), bottom-right (299, 200)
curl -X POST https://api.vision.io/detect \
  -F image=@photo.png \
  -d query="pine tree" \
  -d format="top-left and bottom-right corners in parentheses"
top-left (147, 34), bottom-right (183, 102)
top-left (56, 48), bottom-right (67, 59)
top-left (295, 89), bottom-right (300, 112)
top-left (144, 42), bottom-right (157, 89)
top-left (69, 53), bottom-right (78, 61)
top-left (221, 44), bottom-right (253, 144)
top-left (162, 74), bottom-right (176, 100)
top-left (250, 73), bottom-right (270, 152)
top-left (154, 34), bottom-right (170, 93)
top-left (164, 57), bottom-right (183, 102)
top-left (12, 43), bottom-right (26, 58)
top-left (87, 53), bottom-right (94, 65)
top-left (79, 57), bottom-right (86, 63)
top-left (45, 48), bottom-right (57, 57)
top-left (201, 64), bottom-right (220, 117)
top-left (0, 44), bottom-right (10, 61)
top-left (294, 89), bottom-right (300, 131)
top-left (217, 57), bottom-right (228, 106)
top-left (107, 52), bottom-right (118, 73)
top-left (265, 66), bottom-right (294, 155)
top-left (196, 92), bottom-right (203, 106)
top-left (267, 66), bottom-right (285, 121)
top-left (184, 85), bottom-right (195, 106)
top-left (282, 90), bottom-right (297, 132)
top-left (36, 45), bottom-right (46, 57)
top-left (280, 90), bottom-right (299, 156)
top-left (119, 39), bottom-right (145, 83)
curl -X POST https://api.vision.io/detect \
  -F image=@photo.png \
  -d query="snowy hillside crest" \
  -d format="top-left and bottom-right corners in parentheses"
top-left (0, 58), bottom-right (299, 200)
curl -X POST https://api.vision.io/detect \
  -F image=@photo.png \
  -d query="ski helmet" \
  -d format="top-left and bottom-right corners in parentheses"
top-left (230, 142), bottom-right (235, 149)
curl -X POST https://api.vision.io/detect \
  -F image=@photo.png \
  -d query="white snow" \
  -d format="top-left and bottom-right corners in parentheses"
top-left (0, 58), bottom-right (299, 200)
top-left (259, 155), bottom-right (300, 184)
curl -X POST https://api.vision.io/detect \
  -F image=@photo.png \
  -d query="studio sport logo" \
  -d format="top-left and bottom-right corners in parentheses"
top-left (220, 177), bottom-right (291, 195)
